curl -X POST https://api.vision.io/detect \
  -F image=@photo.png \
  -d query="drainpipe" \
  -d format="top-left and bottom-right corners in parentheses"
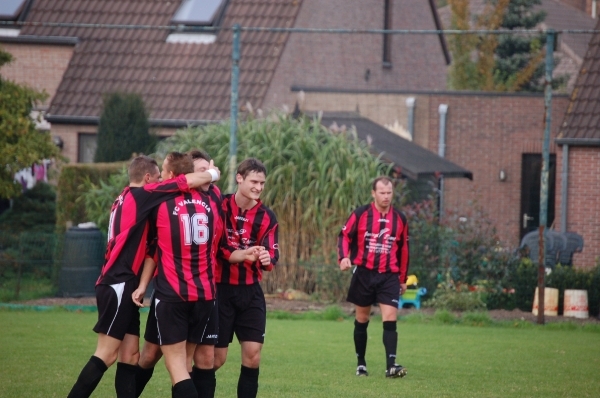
top-left (593, 0), bottom-right (597, 19)
top-left (406, 97), bottom-right (416, 141)
top-left (560, 144), bottom-right (569, 232)
top-left (438, 104), bottom-right (448, 218)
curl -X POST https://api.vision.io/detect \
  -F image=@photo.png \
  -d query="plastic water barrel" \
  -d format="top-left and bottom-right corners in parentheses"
top-left (58, 226), bottom-right (105, 297)
top-left (564, 289), bottom-right (589, 319)
top-left (532, 287), bottom-right (559, 316)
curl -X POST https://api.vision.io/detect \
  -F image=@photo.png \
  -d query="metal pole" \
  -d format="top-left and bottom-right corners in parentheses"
top-left (438, 104), bottom-right (448, 219)
top-left (228, 24), bottom-right (241, 193)
top-left (560, 144), bottom-right (569, 232)
top-left (537, 29), bottom-right (555, 325)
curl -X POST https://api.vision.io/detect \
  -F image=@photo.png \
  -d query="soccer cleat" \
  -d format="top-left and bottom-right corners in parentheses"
top-left (356, 365), bottom-right (369, 376)
top-left (385, 364), bottom-right (407, 378)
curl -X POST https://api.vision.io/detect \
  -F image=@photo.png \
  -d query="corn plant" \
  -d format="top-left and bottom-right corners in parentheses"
top-left (156, 114), bottom-right (398, 294)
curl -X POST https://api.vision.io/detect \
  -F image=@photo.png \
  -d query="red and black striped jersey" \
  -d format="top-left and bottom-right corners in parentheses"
top-left (96, 175), bottom-right (190, 286)
top-left (337, 202), bottom-right (409, 284)
top-left (153, 184), bottom-right (223, 302)
top-left (217, 194), bottom-right (279, 285)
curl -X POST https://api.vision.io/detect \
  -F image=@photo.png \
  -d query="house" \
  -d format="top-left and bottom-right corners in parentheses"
top-left (0, 0), bottom-right (451, 164)
top-left (555, 17), bottom-right (600, 268)
top-left (5, 1), bottom-right (597, 265)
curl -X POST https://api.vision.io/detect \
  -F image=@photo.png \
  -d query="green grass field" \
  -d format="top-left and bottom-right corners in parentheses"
top-left (0, 310), bottom-right (599, 397)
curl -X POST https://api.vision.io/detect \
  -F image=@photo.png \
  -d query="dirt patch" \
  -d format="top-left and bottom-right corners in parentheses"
top-left (19, 296), bottom-right (599, 324)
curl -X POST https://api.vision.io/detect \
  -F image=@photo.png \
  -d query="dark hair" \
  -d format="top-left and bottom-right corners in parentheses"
top-left (128, 156), bottom-right (158, 183)
top-left (165, 152), bottom-right (193, 176)
top-left (188, 149), bottom-right (211, 162)
top-left (372, 176), bottom-right (393, 191)
top-left (236, 158), bottom-right (267, 179)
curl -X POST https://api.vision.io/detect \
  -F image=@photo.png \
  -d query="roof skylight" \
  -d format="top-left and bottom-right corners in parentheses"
top-left (172, 0), bottom-right (228, 26)
top-left (0, 0), bottom-right (26, 21)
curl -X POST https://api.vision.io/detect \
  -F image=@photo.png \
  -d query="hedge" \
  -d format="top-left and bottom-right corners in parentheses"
top-left (55, 162), bottom-right (126, 233)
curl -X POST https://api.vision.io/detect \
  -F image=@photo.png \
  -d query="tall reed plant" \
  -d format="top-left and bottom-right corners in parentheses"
top-left (156, 114), bottom-right (397, 293)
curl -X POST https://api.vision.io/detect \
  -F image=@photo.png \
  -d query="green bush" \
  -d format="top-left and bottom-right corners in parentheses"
top-left (0, 182), bottom-right (56, 234)
top-left (55, 163), bottom-right (126, 233)
top-left (95, 92), bottom-right (155, 162)
top-left (511, 260), bottom-right (600, 317)
top-left (425, 274), bottom-right (487, 312)
top-left (80, 168), bottom-right (129, 232)
top-left (404, 198), bottom-right (518, 307)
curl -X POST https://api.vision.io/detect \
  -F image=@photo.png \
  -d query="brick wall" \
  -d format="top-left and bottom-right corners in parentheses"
top-left (426, 94), bottom-right (570, 252)
top-left (50, 124), bottom-right (178, 164)
top-left (262, 0), bottom-right (448, 112)
top-left (555, 146), bottom-right (600, 268)
top-left (0, 42), bottom-right (74, 108)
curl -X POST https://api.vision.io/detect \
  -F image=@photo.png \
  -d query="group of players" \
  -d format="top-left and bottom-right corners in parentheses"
top-left (66, 150), bottom-right (410, 398)
top-left (66, 151), bottom-right (278, 398)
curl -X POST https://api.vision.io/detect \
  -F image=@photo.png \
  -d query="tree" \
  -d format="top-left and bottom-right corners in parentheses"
top-left (94, 92), bottom-right (155, 162)
top-left (448, 0), bottom-right (567, 92)
top-left (494, 0), bottom-right (548, 92)
top-left (448, 0), bottom-right (511, 90)
top-left (0, 48), bottom-right (60, 199)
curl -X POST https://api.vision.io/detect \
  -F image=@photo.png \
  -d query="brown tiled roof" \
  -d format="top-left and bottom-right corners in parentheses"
top-left (538, 0), bottom-right (596, 60)
top-left (21, 0), bottom-right (302, 123)
top-left (558, 17), bottom-right (600, 143)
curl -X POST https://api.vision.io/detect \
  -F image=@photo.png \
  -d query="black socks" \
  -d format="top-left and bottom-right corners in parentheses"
top-left (172, 379), bottom-right (198, 398)
top-left (353, 320), bottom-right (369, 367)
top-left (115, 362), bottom-right (137, 398)
top-left (67, 355), bottom-right (108, 398)
top-left (191, 367), bottom-right (216, 398)
top-left (382, 321), bottom-right (398, 368)
top-left (237, 365), bottom-right (259, 398)
top-left (135, 365), bottom-right (154, 398)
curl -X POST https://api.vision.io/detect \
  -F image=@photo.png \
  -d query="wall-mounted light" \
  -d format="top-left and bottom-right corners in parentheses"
top-left (499, 169), bottom-right (507, 182)
top-left (52, 136), bottom-right (64, 150)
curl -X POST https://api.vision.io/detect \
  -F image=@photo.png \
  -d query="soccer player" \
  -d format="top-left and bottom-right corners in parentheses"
top-left (67, 155), bottom-right (219, 398)
top-left (149, 152), bottom-right (263, 398)
top-left (132, 151), bottom-right (262, 398)
top-left (213, 158), bottom-right (279, 398)
top-left (337, 176), bottom-right (409, 379)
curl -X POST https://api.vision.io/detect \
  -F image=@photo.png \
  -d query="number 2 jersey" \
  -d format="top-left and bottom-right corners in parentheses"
top-left (96, 175), bottom-right (190, 286)
top-left (152, 184), bottom-right (223, 302)
top-left (337, 202), bottom-right (409, 284)
top-left (216, 193), bottom-right (279, 285)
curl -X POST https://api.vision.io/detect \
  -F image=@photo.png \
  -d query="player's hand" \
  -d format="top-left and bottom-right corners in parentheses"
top-left (132, 288), bottom-right (145, 307)
top-left (258, 248), bottom-right (271, 267)
top-left (243, 246), bottom-right (264, 262)
top-left (400, 283), bottom-right (407, 296)
top-left (339, 258), bottom-right (352, 271)
top-left (208, 160), bottom-right (221, 181)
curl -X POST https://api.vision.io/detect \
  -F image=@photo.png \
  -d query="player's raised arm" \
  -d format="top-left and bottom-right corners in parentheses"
top-left (185, 159), bottom-right (220, 189)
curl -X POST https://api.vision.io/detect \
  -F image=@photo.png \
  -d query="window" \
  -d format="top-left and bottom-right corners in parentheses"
top-left (167, 0), bottom-right (229, 44)
top-left (0, 0), bottom-right (27, 21)
top-left (172, 0), bottom-right (228, 26)
top-left (78, 134), bottom-right (97, 163)
top-left (0, 0), bottom-right (30, 37)
top-left (382, 0), bottom-right (392, 68)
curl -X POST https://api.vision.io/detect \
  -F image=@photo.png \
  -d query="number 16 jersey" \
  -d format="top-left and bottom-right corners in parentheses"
top-left (153, 185), bottom-right (223, 302)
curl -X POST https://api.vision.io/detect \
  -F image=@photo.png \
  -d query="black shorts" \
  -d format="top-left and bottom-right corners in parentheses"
top-left (216, 283), bottom-right (266, 348)
top-left (93, 278), bottom-right (140, 339)
top-left (347, 266), bottom-right (400, 308)
top-left (154, 299), bottom-right (218, 346)
top-left (143, 290), bottom-right (159, 345)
